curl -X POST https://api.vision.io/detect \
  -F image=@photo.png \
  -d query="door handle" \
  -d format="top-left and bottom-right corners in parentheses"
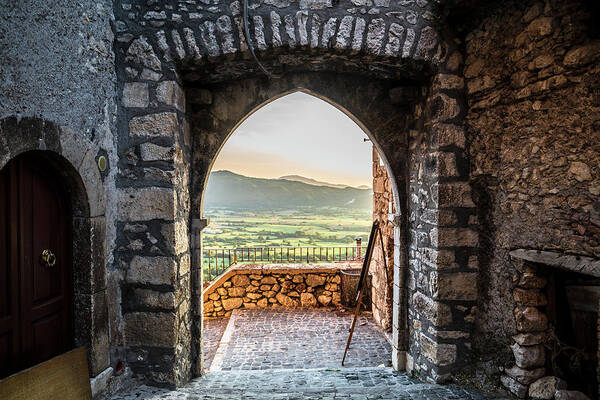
top-left (41, 249), bottom-right (56, 268)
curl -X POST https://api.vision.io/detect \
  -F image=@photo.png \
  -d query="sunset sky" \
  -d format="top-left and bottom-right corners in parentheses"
top-left (211, 92), bottom-right (373, 188)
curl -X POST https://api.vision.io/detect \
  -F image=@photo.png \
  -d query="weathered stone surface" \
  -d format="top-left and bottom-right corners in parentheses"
top-left (118, 188), bottom-right (174, 221)
top-left (505, 365), bottom-right (545, 385)
top-left (317, 294), bottom-right (332, 306)
top-left (501, 374), bottom-right (528, 398)
top-left (127, 256), bottom-right (175, 286)
top-left (412, 292), bottom-right (452, 326)
top-left (511, 343), bottom-right (545, 369)
top-left (555, 390), bottom-right (592, 400)
top-left (512, 332), bottom-right (546, 346)
top-left (563, 42), bottom-right (600, 67)
top-left (129, 112), bottom-right (178, 138)
top-left (276, 293), bottom-right (298, 307)
top-left (420, 333), bottom-right (456, 366)
top-left (514, 307), bottom-right (548, 332)
top-left (156, 81), bottom-right (185, 111)
top-left (140, 143), bottom-right (173, 161)
top-left (257, 298), bottom-right (268, 308)
top-left (260, 276), bottom-right (277, 285)
top-left (124, 312), bottom-right (175, 346)
top-left (232, 275), bottom-right (250, 287)
top-left (529, 376), bottom-right (567, 399)
top-left (306, 274), bottom-right (326, 287)
top-left (228, 287), bottom-right (245, 297)
top-left (513, 288), bottom-right (547, 306)
top-left (433, 272), bottom-right (477, 301)
top-left (568, 162), bottom-right (593, 182)
top-left (123, 83), bottom-right (149, 108)
top-left (222, 297), bottom-right (243, 310)
top-left (126, 37), bottom-right (161, 71)
top-left (300, 292), bottom-right (317, 307)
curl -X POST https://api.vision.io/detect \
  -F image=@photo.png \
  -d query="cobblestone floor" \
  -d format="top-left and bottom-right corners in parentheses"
top-left (107, 368), bottom-right (502, 399)
top-left (212, 308), bottom-right (392, 370)
top-left (202, 317), bottom-right (229, 370)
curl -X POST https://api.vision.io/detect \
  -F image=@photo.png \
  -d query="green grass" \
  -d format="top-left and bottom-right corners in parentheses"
top-left (201, 206), bottom-right (372, 279)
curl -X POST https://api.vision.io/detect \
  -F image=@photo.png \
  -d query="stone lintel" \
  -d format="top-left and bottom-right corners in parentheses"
top-left (509, 249), bottom-right (600, 278)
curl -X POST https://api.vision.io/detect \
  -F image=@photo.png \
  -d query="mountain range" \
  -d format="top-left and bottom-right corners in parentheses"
top-left (279, 175), bottom-right (370, 190)
top-left (204, 170), bottom-right (372, 210)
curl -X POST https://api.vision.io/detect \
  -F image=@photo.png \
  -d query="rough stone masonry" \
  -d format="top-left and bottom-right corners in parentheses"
top-left (1, 0), bottom-right (599, 398)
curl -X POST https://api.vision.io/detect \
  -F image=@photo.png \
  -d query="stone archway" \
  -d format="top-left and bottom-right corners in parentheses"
top-left (114, 0), bottom-right (477, 387)
top-left (187, 77), bottom-right (411, 375)
top-left (0, 116), bottom-right (110, 378)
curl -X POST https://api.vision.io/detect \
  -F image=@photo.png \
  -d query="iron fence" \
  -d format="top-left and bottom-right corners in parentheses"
top-left (203, 245), bottom-right (363, 282)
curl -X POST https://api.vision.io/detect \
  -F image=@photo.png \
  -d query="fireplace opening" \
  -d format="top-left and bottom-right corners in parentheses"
top-left (546, 268), bottom-right (599, 400)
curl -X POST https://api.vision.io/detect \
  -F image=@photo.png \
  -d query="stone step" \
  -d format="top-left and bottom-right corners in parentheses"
top-left (107, 367), bottom-right (503, 399)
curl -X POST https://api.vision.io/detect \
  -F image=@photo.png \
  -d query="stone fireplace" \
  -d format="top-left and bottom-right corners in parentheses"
top-left (502, 250), bottom-right (600, 399)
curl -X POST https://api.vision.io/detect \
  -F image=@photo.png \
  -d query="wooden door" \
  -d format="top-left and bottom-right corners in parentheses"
top-left (0, 153), bottom-right (73, 379)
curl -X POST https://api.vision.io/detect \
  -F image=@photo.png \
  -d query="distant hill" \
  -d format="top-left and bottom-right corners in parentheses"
top-left (204, 170), bottom-right (372, 210)
top-left (280, 175), bottom-right (357, 189)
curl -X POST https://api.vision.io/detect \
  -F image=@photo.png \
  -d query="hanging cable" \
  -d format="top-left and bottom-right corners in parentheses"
top-left (243, 0), bottom-right (273, 78)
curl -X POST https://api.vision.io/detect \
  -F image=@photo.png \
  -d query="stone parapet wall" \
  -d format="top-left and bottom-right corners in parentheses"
top-left (203, 263), bottom-right (360, 318)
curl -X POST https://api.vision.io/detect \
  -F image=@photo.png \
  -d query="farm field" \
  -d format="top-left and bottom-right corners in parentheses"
top-left (202, 207), bottom-right (372, 249)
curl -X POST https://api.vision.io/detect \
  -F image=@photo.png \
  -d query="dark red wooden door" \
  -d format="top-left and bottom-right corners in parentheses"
top-left (0, 153), bottom-right (73, 379)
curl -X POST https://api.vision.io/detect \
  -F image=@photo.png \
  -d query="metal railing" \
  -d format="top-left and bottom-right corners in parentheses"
top-left (203, 245), bottom-right (363, 282)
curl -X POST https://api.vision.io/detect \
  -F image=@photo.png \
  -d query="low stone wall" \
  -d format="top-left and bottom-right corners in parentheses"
top-left (203, 263), bottom-right (360, 318)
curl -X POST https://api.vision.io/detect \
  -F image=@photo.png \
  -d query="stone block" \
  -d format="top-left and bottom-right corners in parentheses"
top-left (513, 332), bottom-right (546, 346)
top-left (127, 256), bottom-right (176, 286)
top-left (563, 42), bottom-right (600, 67)
top-left (78, 149), bottom-right (105, 218)
top-left (501, 374), bottom-right (528, 399)
top-left (437, 182), bottom-right (475, 208)
top-left (140, 143), bottom-right (174, 161)
top-left (306, 274), bottom-right (326, 287)
top-left (300, 292), bottom-right (317, 307)
top-left (257, 298), bottom-right (268, 308)
top-left (129, 112), bottom-right (178, 138)
top-left (505, 365), bottom-right (545, 385)
top-left (513, 288), bottom-right (547, 307)
top-left (433, 272), bottom-right (477, 301)
top-left (260, 276), bottom-right (277, 285)
top-left (514, 306), bottom-right (548, 332)
top-left (529, 376), bottom-right (567, 399)
top-left (132, 288), bottom-right (175, 309)
top-left (123, 82), bottom-right (149, 108)
top-left (228, 287), bottom-right (245, 297)
top-left (124, 312), bottom-right (176, 346)
top-left (232, 274), bottom-right (250, 287)
top-left (412, 291), bottom-right (452, 327)
top-left (156, 81), bottom-right (185, 111)
top-left (436, 228), bottom-right (478, 248)
top-left (420, 333), bottom-right (456, 366)
top-left (222, 297), bottom-right (243, 310)
top-left (276, 293), bottom-right (298, 307)
top-left (511, 343), bottom-right (545, 369)
top-left (118, 187), bottom-right (175, 221)
top-left (317, 294), bottom-right (332, 306)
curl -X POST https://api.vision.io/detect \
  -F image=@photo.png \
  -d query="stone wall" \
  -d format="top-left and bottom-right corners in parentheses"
top-left (458, 0), bottom-right (600, 391)
top-left (371, 147), bottom-right (395, 332)
top-left (203, 264), bottom-right (353, 318)
top-left (0, 0), bottom-right (117, 380)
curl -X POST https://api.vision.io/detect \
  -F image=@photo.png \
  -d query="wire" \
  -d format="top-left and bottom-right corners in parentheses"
top-left (243, 0), bottom-right (273, 78)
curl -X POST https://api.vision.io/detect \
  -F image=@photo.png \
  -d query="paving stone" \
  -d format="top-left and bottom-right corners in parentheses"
top-left (106, 368), bottom-right (497, 399)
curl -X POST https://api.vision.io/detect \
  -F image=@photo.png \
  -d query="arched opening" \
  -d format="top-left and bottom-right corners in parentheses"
top-left (0, 128), bottom-right (109, 380)
top-left (196, 89), bottom-right (399, 372)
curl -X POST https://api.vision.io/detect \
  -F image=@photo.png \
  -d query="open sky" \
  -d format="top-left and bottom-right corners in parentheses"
top-left (211, 91), bottom-right (373, 188)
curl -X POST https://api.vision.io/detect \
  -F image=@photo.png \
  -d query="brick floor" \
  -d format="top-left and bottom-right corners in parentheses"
top-left (106, 368), bottom-right (502, 399)
top-left (202, 317), bottom-right (229, 370)
top-left (210, 308), bottom-right (391, 371)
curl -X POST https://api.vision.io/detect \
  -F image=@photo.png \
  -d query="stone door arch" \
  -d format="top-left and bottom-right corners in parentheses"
top-left (0, 116), bottom-right (110, 378)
